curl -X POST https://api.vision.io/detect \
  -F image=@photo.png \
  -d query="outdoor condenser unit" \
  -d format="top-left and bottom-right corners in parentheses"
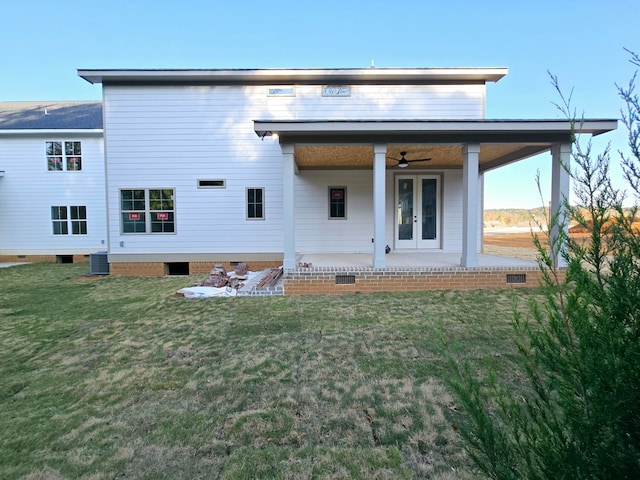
top-left (89, 252), bottom-right (110, 275)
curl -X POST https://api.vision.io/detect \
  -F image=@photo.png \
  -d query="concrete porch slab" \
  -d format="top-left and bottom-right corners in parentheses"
top-left (296, 252), bottom-right (537, 270)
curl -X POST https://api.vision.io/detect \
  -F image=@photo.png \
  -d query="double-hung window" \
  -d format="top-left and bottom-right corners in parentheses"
top-left (47, 141), bottom-right (82, 171)
top-left (51, 206), bottom-right (87, 235)
top-left (120, 189), bottom-right (175, 234)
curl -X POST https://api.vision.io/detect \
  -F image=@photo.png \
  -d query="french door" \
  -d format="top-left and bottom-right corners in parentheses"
top-left (395, 175), bottom-right (440, 249)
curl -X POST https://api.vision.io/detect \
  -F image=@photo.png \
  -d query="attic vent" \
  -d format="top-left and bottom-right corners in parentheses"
top-left (89, 252), bottom-right (109, 275)
top-left (335, 274), bottom-right (356, 285)
top-left (506, 273), bottom-right (526, 284)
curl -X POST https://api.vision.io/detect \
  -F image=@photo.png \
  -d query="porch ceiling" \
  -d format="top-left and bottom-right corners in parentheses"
top-left (255, 119), bottom-right (618, 172)
top-left (294, 144), bottom-right (549, 171)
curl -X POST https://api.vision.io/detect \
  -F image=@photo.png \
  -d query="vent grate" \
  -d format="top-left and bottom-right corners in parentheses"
top-left (506, 273), bottom-right (526, 284)
top-left (335, 274), bottom-right (356, 285)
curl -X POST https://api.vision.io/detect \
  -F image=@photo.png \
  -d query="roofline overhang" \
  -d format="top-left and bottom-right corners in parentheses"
top-left (78, 67), bottom-right (508, 86)
top-left (254, 119), bottom-right (618, 144)
top-left (0, 129), bottom-right (103, 136)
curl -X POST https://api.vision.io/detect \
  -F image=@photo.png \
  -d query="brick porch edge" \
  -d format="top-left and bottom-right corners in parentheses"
top-left (284, 266), bottom-right (561, 296)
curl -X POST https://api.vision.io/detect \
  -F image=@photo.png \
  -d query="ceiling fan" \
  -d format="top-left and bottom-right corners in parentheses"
top-left (389, 151), bottom-right (432, 168)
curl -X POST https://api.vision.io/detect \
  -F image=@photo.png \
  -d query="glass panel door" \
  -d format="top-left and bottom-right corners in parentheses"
top-left (396, 177), bottom-right (416, 248)
top-left (395, 175), bottom-right (440, 249)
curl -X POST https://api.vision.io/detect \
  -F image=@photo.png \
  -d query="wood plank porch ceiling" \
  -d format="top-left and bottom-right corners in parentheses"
top-left (294, 144), bottom-right (545, 171)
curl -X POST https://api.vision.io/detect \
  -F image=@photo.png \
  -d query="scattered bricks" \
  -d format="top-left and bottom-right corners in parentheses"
top-left (256, 267), bottom-right (283, 289)
top-left (234, 262), bottom-right (248, 276)
top-left (201, 265), bottom-right (228, 288)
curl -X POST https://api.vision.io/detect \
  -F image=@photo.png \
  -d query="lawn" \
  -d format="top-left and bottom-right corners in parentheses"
top-left (0, 262), bottom-right (543, 479)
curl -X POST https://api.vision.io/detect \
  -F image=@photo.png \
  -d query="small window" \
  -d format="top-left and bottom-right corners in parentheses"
top-left (198, 179), bottom-right (226, 189)
top-left (267, 86), bottom-right (295, 96)
top-left (329, 187), bottom-right (347, 219)
top-left (322, 85), bottom-right (351, 97)
top-left (247, 187), bottom-right (265, 220)
top-left (47, 141), bottom-right (82, 171)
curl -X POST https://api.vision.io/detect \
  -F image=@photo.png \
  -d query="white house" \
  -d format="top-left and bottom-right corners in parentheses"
top-left (0, 102), bottom-right (107, 263)
top-left (77, 67), bottom-right (616, 291)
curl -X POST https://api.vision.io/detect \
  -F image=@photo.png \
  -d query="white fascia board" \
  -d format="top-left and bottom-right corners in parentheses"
top-left (78, 67), bottom-right (509, 85)
top-left (0, 129), bottom-right (103, 137)
top-left (254, 119), bottom-right (617, 136)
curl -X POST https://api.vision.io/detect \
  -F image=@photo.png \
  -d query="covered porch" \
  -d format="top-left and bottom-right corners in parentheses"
top-left (254, 118), bottom-right (616, 281)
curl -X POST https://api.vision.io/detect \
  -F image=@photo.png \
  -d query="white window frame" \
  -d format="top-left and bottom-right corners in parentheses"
top-left (51, 205), bottom-right (87, 235)
top-left (322, 85), bottom-right (351, 97)
top-left (197, 179), bottom-right (226, 189)
top-left (328, 186), bottom-right (347, 219)
top-left (267, 86), bottom-right (295, 97)
top-left (120, 188), bottom-right (176, 234)
top-left (46, 141), bottom-right (82, 171)
top-left (246, 187), bottom-right (265, 220)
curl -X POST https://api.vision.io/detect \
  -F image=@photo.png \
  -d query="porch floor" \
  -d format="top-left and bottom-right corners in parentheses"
top-left (296, 251), bottom-right (538, 270)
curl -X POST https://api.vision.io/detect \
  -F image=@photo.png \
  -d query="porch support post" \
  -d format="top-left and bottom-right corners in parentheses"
top-left (373, 144), bottom-right (387, 269)
top-left (461, 143), bottom-right (480, 268)
top-left (550, 142), bottom-right (571, 268)
top-left (281, 143), bottom-right (296, 269)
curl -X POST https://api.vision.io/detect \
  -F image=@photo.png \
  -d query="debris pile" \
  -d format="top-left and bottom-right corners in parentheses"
top-left (255, 267), bottom-right (283, 288)
top-left (199, 263), bottom-right (249, 289)
top-left (176, 263), bottom-right (283, 298)
top-left (177, 263), bottom-right (250, 298)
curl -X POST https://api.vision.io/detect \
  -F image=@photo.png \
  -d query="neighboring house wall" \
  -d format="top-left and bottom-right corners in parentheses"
top-left (103, 83), bottom-right (486, 259)
top-left (0, 133), bottom-right (107, 258)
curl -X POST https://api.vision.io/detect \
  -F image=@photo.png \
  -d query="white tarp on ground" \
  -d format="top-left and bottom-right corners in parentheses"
top-left (177, 286), bottom-right (238, 298)
top-left (177, 270), bottom-right (262, 298)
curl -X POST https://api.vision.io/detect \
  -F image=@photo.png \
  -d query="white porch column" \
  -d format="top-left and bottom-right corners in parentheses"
top-left (461, 144), bottom-right (480, 267)
top-left (281, 143), bottom-right (296, 269)
top-left (550, 142), bottom-right (571, 268)
top-left (373, 144), bottom-right (387, 268)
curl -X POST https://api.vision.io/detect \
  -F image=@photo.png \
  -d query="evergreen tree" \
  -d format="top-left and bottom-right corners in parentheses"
top-left (448, 51), bottom-right (640, 479)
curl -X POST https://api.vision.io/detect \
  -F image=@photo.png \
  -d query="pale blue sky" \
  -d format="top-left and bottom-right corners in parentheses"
top-left (2, 0), bottom-right (638, 208)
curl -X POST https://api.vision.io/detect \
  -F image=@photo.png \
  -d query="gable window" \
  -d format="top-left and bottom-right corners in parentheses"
top-left (329, 187), bottom-right (347, 219)
top-left (247, 187), bottom-right (264, 220)
top-left (322, 85), bottom-right (351, 97)
top-left (47, 141), bottom-right (82, 171)
top-left (51, 205), bottom-right (87, 235)
top-left (120, 188), bottom-right (175, 234)
top-left (267, 86), bottom-right (295, 96)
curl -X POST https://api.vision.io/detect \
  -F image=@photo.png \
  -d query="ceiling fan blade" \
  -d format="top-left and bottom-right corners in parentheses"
top-left (405, 157), bottom-right (432, 163)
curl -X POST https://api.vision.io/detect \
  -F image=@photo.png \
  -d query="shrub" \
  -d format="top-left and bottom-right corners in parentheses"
top-left (448, 51), bottom-right (640, 480)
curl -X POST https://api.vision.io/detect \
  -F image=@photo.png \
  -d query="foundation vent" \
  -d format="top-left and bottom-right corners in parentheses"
top-left (506, 273), bottom-right (526, 284)
top-left (335, 274), bottom-right (356, 285)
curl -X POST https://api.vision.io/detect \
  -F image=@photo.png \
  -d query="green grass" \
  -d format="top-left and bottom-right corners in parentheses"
top-left (0, 263), bottom-right (542, 479)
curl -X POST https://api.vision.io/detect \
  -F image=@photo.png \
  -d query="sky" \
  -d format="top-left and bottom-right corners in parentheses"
top-left (1, 0), bottom-right (638, 209)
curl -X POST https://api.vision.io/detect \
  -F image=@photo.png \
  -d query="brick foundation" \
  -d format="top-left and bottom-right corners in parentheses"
top-left (109, 260), bottom-right (282, 277)
top-left (284, 267), bottom-right (562, 296)
top-left (0, 254), bottom-right (90, 263)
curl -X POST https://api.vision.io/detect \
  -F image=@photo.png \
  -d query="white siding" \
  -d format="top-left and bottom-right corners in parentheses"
top-left (103, 82), bottom-right (485, 256)
top-left (295, 171), bottom-right (374, 253)
top-left (0, 133), bottom-right (107, 255)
